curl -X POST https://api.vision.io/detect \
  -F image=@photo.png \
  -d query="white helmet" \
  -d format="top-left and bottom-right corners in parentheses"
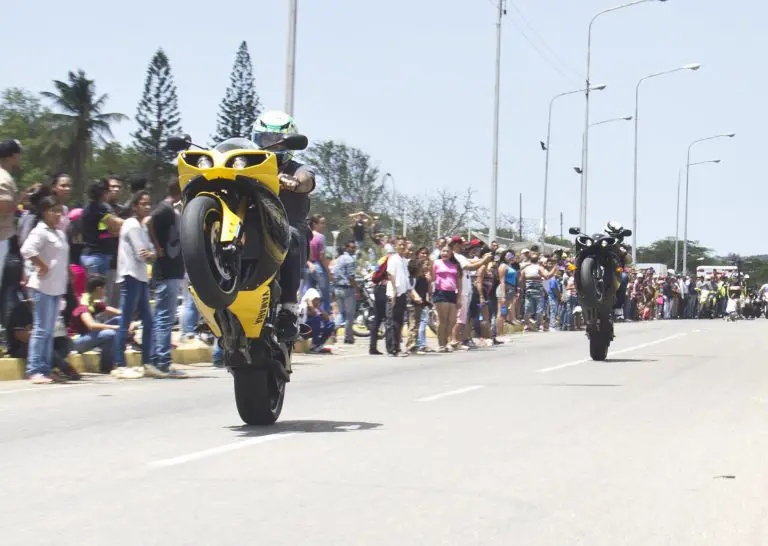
top-left (252, 110), bottom-right (298, 161)
top-left (604, 220), bottom-right (623, 236)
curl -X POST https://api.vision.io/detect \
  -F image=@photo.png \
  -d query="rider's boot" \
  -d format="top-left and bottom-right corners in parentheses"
top-left (276, 304), bottom-right (301, 342)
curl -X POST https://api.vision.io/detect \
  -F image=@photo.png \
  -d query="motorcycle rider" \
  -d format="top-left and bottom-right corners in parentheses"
top-left (602, 221), bottom-right (632, 320)
top-left (252, 111), bottom-right (316, 341)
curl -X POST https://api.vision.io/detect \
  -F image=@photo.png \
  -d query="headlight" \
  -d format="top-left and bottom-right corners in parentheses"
top-left (232, 156), bottom-right (248, 170)
top-left (197, 156), bottom-right (213, 169)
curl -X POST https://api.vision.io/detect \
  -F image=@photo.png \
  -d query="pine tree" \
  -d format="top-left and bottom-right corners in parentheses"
top-left (132, 48), bottom-right (182, 200)
top-left (211, 41), bottom-right (260, 143)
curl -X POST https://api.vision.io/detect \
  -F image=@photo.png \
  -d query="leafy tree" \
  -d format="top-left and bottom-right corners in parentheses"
top-left (41, 70), bottom-right (127, 200)
top-left (132, 49), bottom-right (183, 201)
top-left (302, 140), bottom-right (386, 235)
top-left (0, 88), bottom-right (56, 187)
top-left (545, 235), bottom-right (572, 247)
top-left (403, 189), bottom-right (479, 248)
top-left (211, 41), bottom-right (260, 143)
top-left (637, 237), bottom-right (715, 268)
top-left (87, 141), bottom-right (145, 183)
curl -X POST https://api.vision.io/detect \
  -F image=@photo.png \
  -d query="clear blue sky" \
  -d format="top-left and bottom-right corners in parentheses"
top-left (4, 0), bottom-right (760, 255)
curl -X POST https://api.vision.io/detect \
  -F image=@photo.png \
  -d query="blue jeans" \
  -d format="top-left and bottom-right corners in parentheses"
top-left (418, 307), bottom-right (428, 348)
top-left (181, 280), bottom-right (200, 335)
top-left (333, 286), bottom-right (356, 342)
top-left (152, 278), bottom-right (182, 370)
top-left (525, 289), bottom-right (545, 326)
top-left (26, 290), bottom-right (60, 377)
top-left (306, 314), bottom-right (335, 349)
top-left (548, 295), bottom-right (559, 329)
top-left (309, 262), bottom-right (331, 313)
top-left (81, 253), bottom-right (111, 276)
top-left (115, 276), bottom-right (153, 367)
top-left (72, 317), bottom-right (119, 372)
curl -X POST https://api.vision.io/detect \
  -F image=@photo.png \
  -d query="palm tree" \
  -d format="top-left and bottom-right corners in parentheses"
top-left (42, 70), bottom-right (127, 200)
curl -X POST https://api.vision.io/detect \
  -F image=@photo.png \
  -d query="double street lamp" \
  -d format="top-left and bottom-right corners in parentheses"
top-left (682, 133), bottom-right (736, 274)
top-left (632, 63), bottom-right (702, 263)
top-left (540, 84), bottom-right (607, 247)
top-left (581, 0), bottom-right (669, 232)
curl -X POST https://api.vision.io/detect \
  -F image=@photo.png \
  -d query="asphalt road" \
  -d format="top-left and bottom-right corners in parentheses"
top-left (2, 319), bottom-right (768, 545)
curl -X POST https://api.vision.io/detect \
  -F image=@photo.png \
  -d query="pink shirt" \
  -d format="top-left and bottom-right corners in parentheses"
top-left (433, 259), bottom-right (458, 293)
top-left (309, 232), bottom-right (326, 262)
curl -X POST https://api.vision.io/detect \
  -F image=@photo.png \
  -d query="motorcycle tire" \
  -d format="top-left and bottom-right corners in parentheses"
top-left (181, 195), bottom-right (239, 310)
top-left (579, 256), bottom-right (614, 309)
top-left (589, 332), bottom-right (610, 361)
top-left (428, 307), bottom-right (438, 335)
top-left (352, 306), bottom-right (372, 337)
top-left (233, 367), bottom-right (285, 426)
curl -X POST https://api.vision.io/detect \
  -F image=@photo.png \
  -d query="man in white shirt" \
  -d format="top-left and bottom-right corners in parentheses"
top-left (0, 139), bottom-right (21, 293)
top-left (385, 237), bottom-right (410, 356)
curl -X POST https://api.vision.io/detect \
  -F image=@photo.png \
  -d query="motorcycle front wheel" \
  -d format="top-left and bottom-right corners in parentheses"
top-left (181, 195), bottom-right (239, 309)
top-left (352, 305), bottom-right (373, 337)
top-left (233, 367), bottom-right (285, 426)
top-left (589, 333), bottom-right (610, 361)
top-left (579, 256), bottom-right (613, 309)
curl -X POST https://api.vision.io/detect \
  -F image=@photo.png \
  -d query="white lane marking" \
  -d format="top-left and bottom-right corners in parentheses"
top-left (416, 385), bottom-right (485, 402)
top-left (537, 333), bottom-right (688, 373)
top-left (692, 329), bottom-right (701, 333)
top-left (0, 383), bottom-right (97, 395)
top-left (149, 433), bottom-right (298, 467)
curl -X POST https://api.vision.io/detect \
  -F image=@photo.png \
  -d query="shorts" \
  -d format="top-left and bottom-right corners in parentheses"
top-left (496, 285), bottom-right (516, 300)
top-left (456, 290), bottom-right (471, 324)
top-left (433, 289), bottom-right (457, 304)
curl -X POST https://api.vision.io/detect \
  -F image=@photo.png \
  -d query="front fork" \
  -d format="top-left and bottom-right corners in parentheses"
top-left (584, 307), bottom-right (614, 341)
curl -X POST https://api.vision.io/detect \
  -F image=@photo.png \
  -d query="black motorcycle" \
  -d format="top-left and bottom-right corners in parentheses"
top-left (569, 226), bottom-right (632, 361)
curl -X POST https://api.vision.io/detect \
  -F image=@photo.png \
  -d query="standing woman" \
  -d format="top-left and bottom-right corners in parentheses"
top-left (496, 250), bottom-right (516, 327)
top-left (81, 179), bottom-right (123, 276)
top-left (20, 197), bottom-right (69, 384)
top-left (113, 191), bottom-right (155, 379)
top-left (432, 245), bottom-right (461, 352)
top-left (520, 252), bottom-right (558, 331)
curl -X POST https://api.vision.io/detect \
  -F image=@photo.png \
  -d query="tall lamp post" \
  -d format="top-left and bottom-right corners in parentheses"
top-left (675, 160), bottom-right (719, 272)
top-left (631, 62), bottom-right (701, 263)
top-left (284, 0), bottom-right (298, 115)
top-left (579, 115), bottom-right (633, 232)
top-left (581, 0), bottom-right (668, 232)
top-left (682, 134), bottom-right (735, 274)
top-left (540, 84), bottom-right (607, 247)
top-left (383, 172), bottom-right (395, 237)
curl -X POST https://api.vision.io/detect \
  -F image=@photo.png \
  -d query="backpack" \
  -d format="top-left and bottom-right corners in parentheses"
top-left (371, 256), bottom-right (389, 284)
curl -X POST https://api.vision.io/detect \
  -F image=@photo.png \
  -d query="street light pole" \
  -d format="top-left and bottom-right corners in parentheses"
top-left (489, 0), bottom-right (505, 243)
top-left (632, 63), bottom-right (701, 263)
top-left (541, 85), bottom-right (605, 247)
top-left (675, 159), bottom-right (720, 272)
top-left (383, 173), bottom-right (395, 238)
top-left (683, 135), bottom-right (735, 274)
top-left (581, 0), bottom-right (667, 232)
top-left (579, 115), bottom-right (633, 232)
top-left (284, 0), bottom-right (298, 115)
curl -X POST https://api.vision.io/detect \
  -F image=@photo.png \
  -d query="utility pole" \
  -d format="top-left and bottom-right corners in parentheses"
top-left (489, 0), bottom-right (506, 242)
top-left (284, 0), bottom-right (298, 115)
top-left (518, 193), bottom-right (522, 241)
top-left (560, 212), bottom-right (563, 240)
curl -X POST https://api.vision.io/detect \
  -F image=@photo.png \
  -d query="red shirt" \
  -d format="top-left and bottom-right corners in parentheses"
top-left (69, 301), bottom-right (107, 336)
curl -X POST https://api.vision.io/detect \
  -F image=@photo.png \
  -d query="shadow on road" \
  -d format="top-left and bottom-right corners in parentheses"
top-left (604, 358), bottom-right (657, 363)
top-left (227, 419), bottom-right (383, 437)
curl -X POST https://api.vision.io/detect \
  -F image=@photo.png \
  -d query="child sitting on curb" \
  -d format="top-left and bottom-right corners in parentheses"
top-left (301, 288), bottom-right (334, 354)
top-left (68, 274), bottom-right (122, 374)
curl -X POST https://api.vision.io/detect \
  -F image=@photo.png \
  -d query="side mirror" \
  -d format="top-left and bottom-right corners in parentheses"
top-left (282, 134), bottom-right (309, 151)
top-left (568, 227), bottom-right (581, 235)
top-left (167, 134), bottom-right (192, 152)
top-left (622, 229), bottom-right (633, 237)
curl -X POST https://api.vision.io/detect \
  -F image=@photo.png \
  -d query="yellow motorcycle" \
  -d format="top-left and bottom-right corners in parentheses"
top-left (167, 133), bottom-right (308, 425)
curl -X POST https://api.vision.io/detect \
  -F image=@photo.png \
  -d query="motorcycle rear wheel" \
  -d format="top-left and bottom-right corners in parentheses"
top-left (181, 195), bottom-right (239, 309)
top-left (233, 368), bottom-right (285, 426)
top-left (589, 332), bottom-right (610, 361)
